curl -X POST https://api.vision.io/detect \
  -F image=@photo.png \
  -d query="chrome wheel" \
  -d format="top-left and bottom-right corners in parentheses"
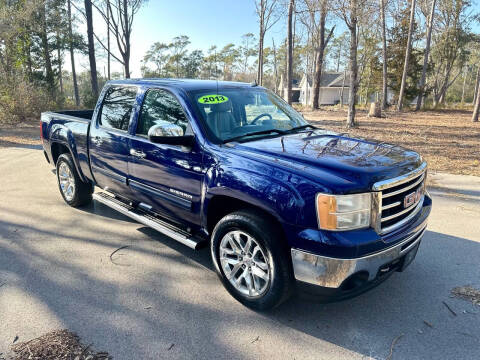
top-left (219, 230), bottom-right (270, 297)
top-left (58, 162), bottom-right (75, 201)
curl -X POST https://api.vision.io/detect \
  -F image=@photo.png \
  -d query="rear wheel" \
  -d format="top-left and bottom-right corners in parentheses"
top-left (211, 210), bottom-right (293, 310)
top-left (56, 153), bottom-right (93, 207)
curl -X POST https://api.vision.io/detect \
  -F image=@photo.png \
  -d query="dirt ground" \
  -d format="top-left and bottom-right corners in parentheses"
top-left (1, 109), bottom-right (479, 176)
top-left (301, 108), bottom-right (480, 176)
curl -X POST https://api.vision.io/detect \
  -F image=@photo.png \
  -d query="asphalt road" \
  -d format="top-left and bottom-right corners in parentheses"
top-left (0, 146), bottom-right (479, 360)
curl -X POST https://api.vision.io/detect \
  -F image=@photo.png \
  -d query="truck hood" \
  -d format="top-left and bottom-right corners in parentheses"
top-left (233, 130), bottom-right (423, 193)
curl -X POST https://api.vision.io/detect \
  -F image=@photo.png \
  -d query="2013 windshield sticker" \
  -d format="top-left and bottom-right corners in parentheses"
top-left (198, 94), bottom-right (229, 104)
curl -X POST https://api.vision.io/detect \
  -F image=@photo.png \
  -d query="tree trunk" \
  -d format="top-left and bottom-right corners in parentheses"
top-left (340, 69), bottom-right (346, 107)
top-left (122, 0), bottom-right (130, 78)
top-left (416, 0), bottom-right (435, 111)
top-left (256, 0), bottom-right (265, 85)
top-left (56, 29), bottom-right (63, 95)
top-left (85, 0), bottom-right (99, 99)
top-left (346, 0), bottom-right (358, 128)
top-left (257, 35), bottom-right (264, 85)
top-left (312, 1), bottom-right (327, 109)
top-left (41, 4), bottom-right (55, 97)
top-left (380, 0), bottom-right (388, 110)
top-left (272, 37), bottom-right (278, 94)
top-left (474, 66), bottom-right (480, 105)
top-left (107, 0), bottom-right (111, 80)
top-left (286, 0), bottom-right (294, 104)
top-left (68, 0), bottom-right (80, 106)
top-left (473, 82), bottom-right (480, 122)
top-left (461, 67), bottom-right (467, 104)
top-left (397, 0), bottom-right (417, 111)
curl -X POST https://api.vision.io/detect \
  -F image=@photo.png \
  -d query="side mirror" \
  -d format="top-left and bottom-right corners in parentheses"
top-left (148, 123), bottom-right (195, 147)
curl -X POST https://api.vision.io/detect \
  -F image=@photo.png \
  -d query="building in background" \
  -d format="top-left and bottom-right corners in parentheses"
top-left (278, 72), bottom-right (350, 106)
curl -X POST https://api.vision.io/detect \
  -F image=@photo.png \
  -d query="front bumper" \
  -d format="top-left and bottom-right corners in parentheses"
top-left (291, 220), bottom-right (427, 289)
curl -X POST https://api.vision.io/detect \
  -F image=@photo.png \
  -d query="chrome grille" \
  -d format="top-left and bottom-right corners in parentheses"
top-left (373, 163), bottom-right (427, 234)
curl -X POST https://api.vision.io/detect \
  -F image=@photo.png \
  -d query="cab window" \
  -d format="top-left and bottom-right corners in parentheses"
top-left (137, 89), bottom-right (188, 137)
top-left (99, 86), bottom-right (137, 131)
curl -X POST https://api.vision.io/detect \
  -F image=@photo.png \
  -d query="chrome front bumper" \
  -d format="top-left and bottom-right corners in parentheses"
top-left (291, 225), bottom-right (427, 289)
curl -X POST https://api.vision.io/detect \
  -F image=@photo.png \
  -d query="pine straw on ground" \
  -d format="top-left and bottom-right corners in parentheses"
top-left (451, 286), bottom-right (480, 306)
top-left (301, 109), bottom-right (480, 177)
top-left (9, 329), bottom-right (110, 360)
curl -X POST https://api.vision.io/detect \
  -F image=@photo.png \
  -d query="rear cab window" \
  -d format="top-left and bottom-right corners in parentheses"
top-left (99, 86), bottom-right (138, 131)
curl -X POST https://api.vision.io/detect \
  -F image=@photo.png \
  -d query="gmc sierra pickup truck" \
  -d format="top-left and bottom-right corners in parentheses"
top-left (41, 79), bottom-right (431, 309)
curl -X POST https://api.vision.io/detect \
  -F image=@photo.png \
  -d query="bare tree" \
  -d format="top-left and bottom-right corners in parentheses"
top-left (312, 0), bottom-right (334, 109)
top-left (460, 65), bottom-right (467, 103)
top-left (106, 0), bottom-right (111, 80)
top-left (397, 0), bottom-right (416, 111)
top-left (85, 0), bottom-right (99, 98)
top-left (473, 71), bottom-right (480, 122)
top-left (67, 0), bottom-right (79, 106)
top-left (297, 0), bottom-right (334, 109)
top-left (474, 66), bottom-right (480, 105)
top-left (415, 0), bottom-right (436, 111)
top-left (336, 0), bottom-right (362, 127)
top-left (379, 0), bottom-right (388, 109)
top-left (91, 0), bottom-right (144, 78)
top-left (272, 37), bottom-right (279, 92)
top-left (287, 0), bottom-right (294, 104)
top-left (255, 0), bottom-right (280, 85)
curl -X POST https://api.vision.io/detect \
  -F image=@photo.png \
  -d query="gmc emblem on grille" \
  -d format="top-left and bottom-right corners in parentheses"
top-left (404, 188), bottom-right (422, 208)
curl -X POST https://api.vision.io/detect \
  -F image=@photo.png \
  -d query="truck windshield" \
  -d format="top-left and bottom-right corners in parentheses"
top-left (189, 88), bottom-right (309, 143)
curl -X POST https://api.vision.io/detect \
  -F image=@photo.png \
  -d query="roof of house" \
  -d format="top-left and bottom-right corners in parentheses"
top-left (303, 72), bottom-right (350, 87)
top-left (281, 72), bottom-right (350, 89)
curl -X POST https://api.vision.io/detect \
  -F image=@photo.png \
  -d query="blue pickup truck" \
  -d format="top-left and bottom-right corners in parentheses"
top-left (40, 79), bottom-right (431, 309)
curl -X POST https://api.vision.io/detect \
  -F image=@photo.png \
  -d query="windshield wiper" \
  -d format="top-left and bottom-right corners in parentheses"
top-left (222, 129), bottom-right (286, 144)
top-left (285, 124), bottom-right (317, 133)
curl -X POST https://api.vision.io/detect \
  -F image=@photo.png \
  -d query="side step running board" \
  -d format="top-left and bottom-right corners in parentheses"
top-left (93, 192), bottom-right (205, 250)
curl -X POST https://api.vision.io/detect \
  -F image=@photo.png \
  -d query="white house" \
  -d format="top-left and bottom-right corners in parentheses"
top-left (278, 72), bottom-right (350, 106)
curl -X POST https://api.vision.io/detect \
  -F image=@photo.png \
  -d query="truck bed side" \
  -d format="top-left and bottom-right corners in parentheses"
top-left (41, 110), bottom-right (95, 184)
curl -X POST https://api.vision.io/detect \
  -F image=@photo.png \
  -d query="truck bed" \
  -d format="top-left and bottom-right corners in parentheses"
top-left (41, 109), bottom-right (95, 184)
top-left (50, 109), bottom-right (94, 121)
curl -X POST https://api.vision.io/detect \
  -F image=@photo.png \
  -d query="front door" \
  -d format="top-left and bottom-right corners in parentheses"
top-left (89, 85), bottom-right (138, 198)
top-left (128, 88), bottom-right (204, 228)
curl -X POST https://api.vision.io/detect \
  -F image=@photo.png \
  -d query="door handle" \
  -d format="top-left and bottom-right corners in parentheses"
top-left (130, 149), bottom-right (146, 159)
top-left (92, 136), bottom-right (102, 146)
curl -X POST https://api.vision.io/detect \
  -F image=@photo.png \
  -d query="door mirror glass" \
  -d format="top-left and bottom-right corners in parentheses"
top-left (148, 122), bottom-right (184, 138)
top-left (148, 123), bottom-right (195, 147)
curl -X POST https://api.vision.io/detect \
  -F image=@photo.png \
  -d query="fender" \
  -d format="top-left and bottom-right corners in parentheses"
top-left (49, 124), bottom-right (88, 183)
top-left (202, 163), bottom-right (306, 229)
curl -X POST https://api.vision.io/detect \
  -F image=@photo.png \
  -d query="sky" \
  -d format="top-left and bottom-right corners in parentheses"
top-left (77, 0), bottom-right (288, 78)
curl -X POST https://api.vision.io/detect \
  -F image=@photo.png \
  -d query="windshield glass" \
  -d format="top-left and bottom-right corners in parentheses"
top-left (189, 87), bottom-right (309, 142)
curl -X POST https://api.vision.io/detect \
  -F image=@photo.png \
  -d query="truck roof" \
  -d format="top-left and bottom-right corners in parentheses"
top-left (106, 78), bottom-right (263, 92)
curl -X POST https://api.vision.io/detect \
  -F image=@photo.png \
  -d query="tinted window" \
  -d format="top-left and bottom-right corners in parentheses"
top-left (137, 89), bottom-right (188, 136)
top-left (190, 88), bottom-right (307, 142)
top-left (99, 86), bottom-right (137, 131)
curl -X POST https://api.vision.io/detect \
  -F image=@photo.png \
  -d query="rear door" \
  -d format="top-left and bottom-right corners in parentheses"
top-left (89, 85), bottom-right (138, 197)
top-left (128, 88), bottom-right (204, 227)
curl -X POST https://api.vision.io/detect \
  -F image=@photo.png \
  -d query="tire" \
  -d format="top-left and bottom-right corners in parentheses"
top-left (56, 153), bottom-right (93, 207)
top-left (211, 210), bottom-right (294, 310)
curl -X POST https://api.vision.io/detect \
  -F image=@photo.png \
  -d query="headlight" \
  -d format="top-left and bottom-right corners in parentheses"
top-left (316, 193), bottom-right (372, 230)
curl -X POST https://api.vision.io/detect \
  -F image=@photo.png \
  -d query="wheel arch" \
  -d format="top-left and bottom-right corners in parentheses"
top-left (51, 141), bottom-right (88, 183)
top-left (205, 195), bottom-right (286, 241)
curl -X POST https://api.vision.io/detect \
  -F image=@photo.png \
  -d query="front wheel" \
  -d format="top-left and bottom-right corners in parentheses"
top-left (56, 153), bottom-right (93, 207)
top-left (211, 210), bottom-right (294, 310)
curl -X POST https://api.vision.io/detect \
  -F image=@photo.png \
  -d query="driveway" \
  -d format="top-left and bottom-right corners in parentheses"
top-left (0, 146), bottom-right (479, 360)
